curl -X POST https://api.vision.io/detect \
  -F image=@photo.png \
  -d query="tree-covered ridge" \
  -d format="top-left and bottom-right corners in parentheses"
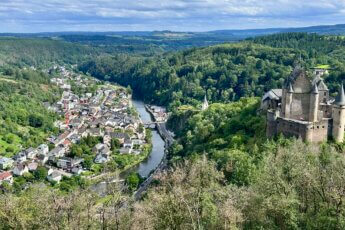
top-left (248, 32), bottom-right (345, 54)
top-left (80, 33), bottom-right (345, 109)
top-left (0, 37), bottom-right (99, 68)
top-left (168, 98), bottom-right (264, 186)
top-left (0, 70), bottom-right (60, 157)
top-left (80, 43), bottom-right (299, 108)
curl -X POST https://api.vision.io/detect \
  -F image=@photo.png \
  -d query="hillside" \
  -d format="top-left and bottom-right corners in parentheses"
top-left (0, 37), bottom-right (100, 68)
top-left (0, 70), bottom-right (60, 158)
top-left (79, 33), bottom-right (345, 110)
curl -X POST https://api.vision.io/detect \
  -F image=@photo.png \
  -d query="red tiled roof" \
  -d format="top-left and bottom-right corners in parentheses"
top-left (0, 171), bottom-right (12, 180)
top-left (63, 139), bottom-right (71, 146)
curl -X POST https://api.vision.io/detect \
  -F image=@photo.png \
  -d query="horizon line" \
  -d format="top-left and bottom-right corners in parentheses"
top-left (0, 23), bottom-right (343, 35)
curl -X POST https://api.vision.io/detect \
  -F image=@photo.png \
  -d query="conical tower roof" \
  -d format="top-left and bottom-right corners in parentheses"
top-left (312, 83), bottom-right (319, 94)
top-left (288, 83), bottom-right (294, 93)
top-left (202, 94), bottom-right (209, 110)
top-left (318, 79), bottom-right (328, 91)
top-left (335, 84), bottom-right (345, 106)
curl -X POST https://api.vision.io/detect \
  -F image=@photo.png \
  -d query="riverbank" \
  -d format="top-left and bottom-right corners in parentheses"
top-left (133, 105), bottom-right (174, 200)
top-left (91, 100), bottom-right (167, 195)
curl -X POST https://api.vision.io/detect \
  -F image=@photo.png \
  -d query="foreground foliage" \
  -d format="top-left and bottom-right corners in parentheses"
top-left (1, 140), bottom-right (345, 229)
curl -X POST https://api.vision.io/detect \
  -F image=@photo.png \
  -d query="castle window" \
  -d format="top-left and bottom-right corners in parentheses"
top-left (322, 126), bottom-right (325, 129)
top-left (324, 92), bottom-right (327, 96)
top-left (317, 126), bottom-right (319, 129)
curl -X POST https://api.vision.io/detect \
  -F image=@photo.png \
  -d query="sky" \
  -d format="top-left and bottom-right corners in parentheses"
top-left (0, 0), bottom-right (345, 33)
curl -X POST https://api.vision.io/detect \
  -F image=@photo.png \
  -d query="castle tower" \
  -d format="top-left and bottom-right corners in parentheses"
top-left (317, 79), bottom-right (329, 103)
top-left (283, 83), bottom-right (293, 118)
top-left (332, 84), bottom-right (345, 142)
top-left (309, 83), bottom-right (319, 122)
top-left (202, 95), bottom-right (209, 111)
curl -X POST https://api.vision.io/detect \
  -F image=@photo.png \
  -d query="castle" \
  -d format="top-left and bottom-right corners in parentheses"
top-left (263, 66), bottom-right (345, 143)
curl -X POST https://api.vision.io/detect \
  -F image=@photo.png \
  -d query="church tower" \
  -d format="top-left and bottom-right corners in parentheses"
top-left (332, 84), bottom-right (345, 142)
top-left (202, 95), bottom-right (209, 111)
top-left (309, 83), bottom-right (319, 122)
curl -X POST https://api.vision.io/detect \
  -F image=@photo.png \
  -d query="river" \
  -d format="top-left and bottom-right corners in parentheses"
top-left (91, 100), bottom-right (166, 194)
top-left (131, 100), bottom-right (165, 178)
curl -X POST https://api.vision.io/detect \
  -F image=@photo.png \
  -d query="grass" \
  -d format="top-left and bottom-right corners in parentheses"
top-left (315, 64), bottom-right (331, 69)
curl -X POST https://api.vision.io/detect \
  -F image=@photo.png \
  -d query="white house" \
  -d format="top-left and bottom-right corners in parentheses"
top-left (0, 157), bottom-right (14, 170)
top-left (47, 168), bottom-right (54, 176)
top-left (37, 144), bottom-right (49, 155)
top-left (47, 171), bottom-right (62, 183)
top-left (48, 146), bottom-right (65, 158)
top-left (26, 147), bottom-right (37, 159)
top-left (13, 164), bottom-right (29, 176)
top-left (94, 154), bottom-right (109, 164)
top-left (119, 147), bottom-right (132, 154)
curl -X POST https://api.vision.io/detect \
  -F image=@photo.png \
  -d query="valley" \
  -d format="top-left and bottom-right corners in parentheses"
top-left (1, 31), bottom-right (345, 229)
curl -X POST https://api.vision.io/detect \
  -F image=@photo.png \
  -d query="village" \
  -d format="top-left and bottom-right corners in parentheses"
top-left (0, 66), bottom-right (149, 186)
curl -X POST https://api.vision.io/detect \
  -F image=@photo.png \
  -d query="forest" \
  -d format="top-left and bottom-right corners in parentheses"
top-left (0, 69), bottom-right (60, 157)
top-left (79, 33), bottom-right (345, 110)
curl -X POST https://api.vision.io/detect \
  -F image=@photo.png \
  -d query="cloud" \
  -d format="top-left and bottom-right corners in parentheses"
top-left (0, 0), bottom-right (344, 32)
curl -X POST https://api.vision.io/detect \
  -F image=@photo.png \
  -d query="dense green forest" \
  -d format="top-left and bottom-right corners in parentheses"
top-left (0, 69), bottom-right (59, 157)
top-left (79, 33), bottom-right (345, 110)
top-left (0, 37), bottom-right (100, 68)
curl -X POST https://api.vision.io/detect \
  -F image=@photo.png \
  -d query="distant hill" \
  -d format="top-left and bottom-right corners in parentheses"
top-left (0, 24), bottom-right (344, 53)
top-left (1, 24), bottom-right (345, 39)
top-left (209, 24), bottom-right (345, 38)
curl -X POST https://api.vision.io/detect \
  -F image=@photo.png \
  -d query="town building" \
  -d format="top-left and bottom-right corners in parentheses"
top-left (47, 171), bottom-right (62, 183)
top-left (13, 164), bottom-right (29, 176)
top-left (264, 66), bottom-right (345, 142)
top-left (0, 157), bottom-right (14, 170)
top-left (0, 171), bottom-right (13, 185)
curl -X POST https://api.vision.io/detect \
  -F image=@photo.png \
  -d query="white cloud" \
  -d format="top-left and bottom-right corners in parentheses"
top-left (0, 0), bottom-right (344, 32)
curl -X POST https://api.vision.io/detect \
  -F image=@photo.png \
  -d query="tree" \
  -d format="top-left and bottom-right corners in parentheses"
top-left (34, 166), bottom-right (48, 181)
top-left (82, 155), bottom-right (93, 170)
top-left (28, 114), bottom-right (44, 128)
top-left (132, 157), bottom-right (244, 229)
top-left (126, 173), bottom-right (140, 191)
top-left (110, 138), bottom-right (121, 151)
top-left (68, 144), bottom-right (83, 158)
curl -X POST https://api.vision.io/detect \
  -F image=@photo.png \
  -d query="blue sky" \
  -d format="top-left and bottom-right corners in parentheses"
top-left (0, 0), bottom-right (345, 32)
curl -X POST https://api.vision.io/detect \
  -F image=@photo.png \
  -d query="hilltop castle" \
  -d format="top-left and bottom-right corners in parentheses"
top-left (263, 66), bottom-right (345, 143)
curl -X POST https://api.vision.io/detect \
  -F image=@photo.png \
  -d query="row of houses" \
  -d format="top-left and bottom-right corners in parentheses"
top-left (0, 67), bottom-right (147, 186)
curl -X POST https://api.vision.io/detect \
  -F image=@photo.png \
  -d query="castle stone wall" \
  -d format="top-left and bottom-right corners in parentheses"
top-left (290, 93), bottom-right (311, 120)
top-left (309, 119), bottom-right (331, 142)
top-left (276, 118), bottom-right (309, 140)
